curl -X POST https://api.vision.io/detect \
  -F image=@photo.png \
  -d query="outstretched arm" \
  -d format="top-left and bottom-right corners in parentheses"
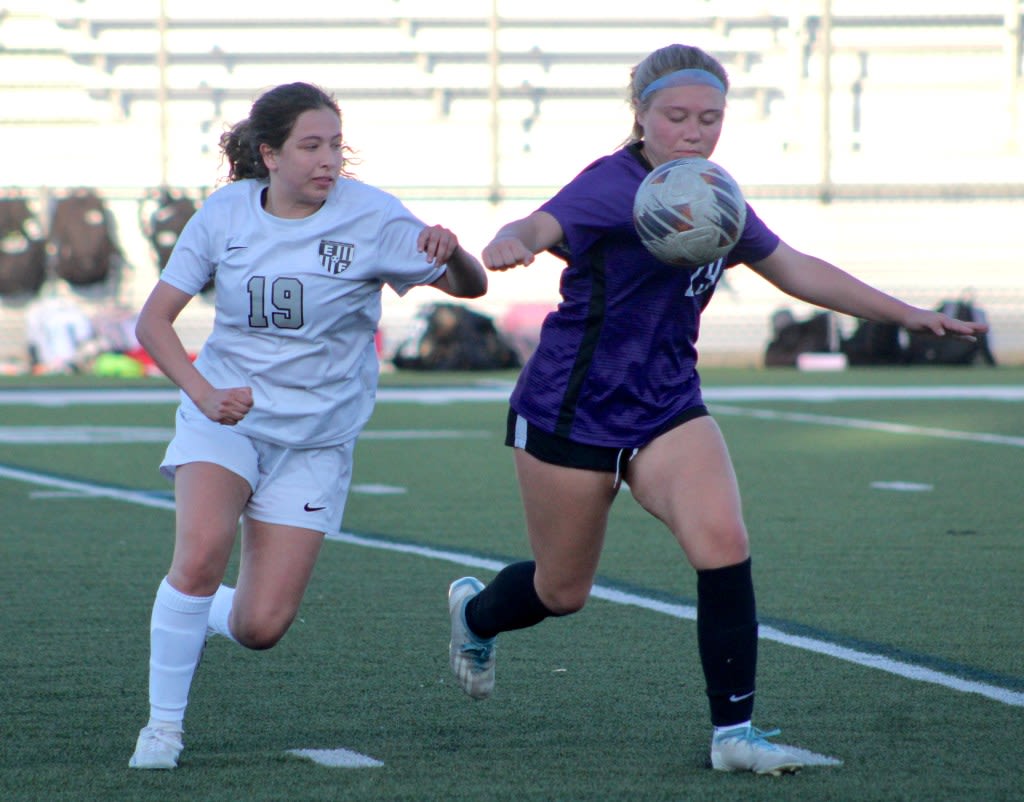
top-left (750, 240), bottom-right (989, 339)
top-left (420, 225), bottom-right (488, 298)
top-left (482, 211), bottom-right (564, 271)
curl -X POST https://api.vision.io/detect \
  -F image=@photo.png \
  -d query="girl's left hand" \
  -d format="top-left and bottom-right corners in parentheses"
top-left (418, 225), bottom-right (459, 265)
top-left (902, 308), bottom-right (989, 342)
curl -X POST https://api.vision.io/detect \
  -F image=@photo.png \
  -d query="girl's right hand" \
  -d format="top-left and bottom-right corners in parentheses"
top-left (198, 386), bottom-right (254, 425)
top-left (482, 237), bottom-right (536, 271)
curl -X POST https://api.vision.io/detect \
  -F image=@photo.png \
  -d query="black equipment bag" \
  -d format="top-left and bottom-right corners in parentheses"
top-left (393, 303), bottom-right (521, 371)
top-left (50, 190), bottom-right (119, 286)
top-left (0, 198), bottom-right (47, 296)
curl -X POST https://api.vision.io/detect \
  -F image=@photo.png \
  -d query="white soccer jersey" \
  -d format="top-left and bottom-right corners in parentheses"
top-left (159, 177), bottom-right (446, 447)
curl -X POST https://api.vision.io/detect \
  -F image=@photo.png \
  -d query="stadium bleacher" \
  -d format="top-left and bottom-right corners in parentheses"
top-left (0, 0), bottom-right (1021, 369)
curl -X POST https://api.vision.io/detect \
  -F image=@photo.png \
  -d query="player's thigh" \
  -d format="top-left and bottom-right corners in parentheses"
top-left (514, 448), bottom-right (616, 610)
top-left (626, 415), bottom-right (748, 569)
top-left (168, 461), bottom-right (252, 593)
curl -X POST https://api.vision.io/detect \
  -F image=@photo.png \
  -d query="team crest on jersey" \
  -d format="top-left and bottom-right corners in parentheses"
top-left (319, 240), bottom-right (355, 274)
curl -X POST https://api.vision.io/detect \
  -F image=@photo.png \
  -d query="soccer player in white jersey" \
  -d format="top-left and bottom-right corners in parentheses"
top-left (128, 82), bottom-right (487, 769)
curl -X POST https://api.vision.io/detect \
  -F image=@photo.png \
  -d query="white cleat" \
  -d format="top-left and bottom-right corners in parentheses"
top-left (128, 724), bottom-right (183, 770)
top-left (711, 725), bottom-right (804, 776)
top-left (448, 577), bottom-right (496, 700)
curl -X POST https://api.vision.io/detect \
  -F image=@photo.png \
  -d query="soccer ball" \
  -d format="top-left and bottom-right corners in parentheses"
top-left (632, 157), bottom-right (747, 267)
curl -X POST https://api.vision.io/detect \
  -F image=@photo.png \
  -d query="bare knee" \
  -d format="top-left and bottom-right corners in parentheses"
top-left (230, 606), bottom-right (296, 650)
top-left (167, 558), bottom-right (225, 597)
top-left (168, 531), bottom-right (236, 596)
top-left (685, 521), bottom-right (750, 570)
top-left (536, 582), bottom-right (590, 616)
top-left (235, 629), bottom-right (285, 651)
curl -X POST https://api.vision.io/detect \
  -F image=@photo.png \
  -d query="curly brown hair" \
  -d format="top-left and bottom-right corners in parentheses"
top-left (218, 82), bottom-right (355, 182)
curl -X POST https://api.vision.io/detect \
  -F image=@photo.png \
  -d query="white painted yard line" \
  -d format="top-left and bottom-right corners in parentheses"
top-left (871, 481), bottom-right (934, 492)
top-left (0, 464), bottom-right (176, 510)
top-left (0, 389), bottom-right (182, 406)
top-left (7, 406), bottom-right (1019, 454)
top-left (325, 532), bottom-right (1024, 709)
top-left (705, 386), bottom-right (1024, 402)
top-left (2, 383), bottom-right (1024, 407)
top-left (1, 465), bottom-right (1021, 709)
top-left (0, 426), bottom-right (175, 444)
top-left (0, 426), bottom-right (487, 444)
top-left (712, 405), bottom-right (1024, 448)
top-left (359, 430), bottom-right (488, 440)
top-left (350, 483), bottom-right (406, 495)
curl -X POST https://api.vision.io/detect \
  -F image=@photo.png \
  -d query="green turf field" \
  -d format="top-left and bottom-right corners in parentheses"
top-left (1, 367), bottom-right (1021, 801)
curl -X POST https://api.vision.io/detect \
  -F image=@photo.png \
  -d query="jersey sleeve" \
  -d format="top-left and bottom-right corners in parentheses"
top-left (538, 153), bottom-right (640, 262)
top-left (724, 203), bottom-right (781, 267)
top-left (374, 196), bottom-right (447, 296)
top-left (536, 156), bottom-right (630, 266)
top-left (159, 198), bottom-right (218, 296)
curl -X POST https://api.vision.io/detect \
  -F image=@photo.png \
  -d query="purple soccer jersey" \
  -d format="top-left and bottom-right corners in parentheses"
top-left (509, 144), bottom-right (780, 448)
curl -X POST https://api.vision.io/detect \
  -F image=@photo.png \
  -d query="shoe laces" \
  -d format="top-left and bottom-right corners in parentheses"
top-left (717, 726), bottom-right (783, 749)
top-left (139, 726), bottom-right (182, 751)
top-left (458, 637), bottom-right (494, 669)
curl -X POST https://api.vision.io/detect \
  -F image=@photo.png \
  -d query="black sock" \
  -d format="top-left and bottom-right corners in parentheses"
top-left (696, 558), bottom-right (759, 727)
top-left (465, 561), bottom-right (557, 639)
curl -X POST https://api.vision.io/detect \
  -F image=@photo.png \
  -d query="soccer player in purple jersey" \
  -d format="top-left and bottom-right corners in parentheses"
top-left (447, 44), bottom-right (986, 775)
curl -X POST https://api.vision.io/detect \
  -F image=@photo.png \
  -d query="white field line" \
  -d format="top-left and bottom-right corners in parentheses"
top-left (0, 426), bottom-right (487, 444)
top-left (324, 532), bottom-right (1024, 709)
top-left (712, 405), bottom-right (1024, 447)
top-left (3, 383), bottom-right (1024, 407)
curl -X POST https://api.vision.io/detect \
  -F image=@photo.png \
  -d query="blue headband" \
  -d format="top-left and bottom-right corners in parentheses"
top-left (640, 68), bottom-right (726, 101)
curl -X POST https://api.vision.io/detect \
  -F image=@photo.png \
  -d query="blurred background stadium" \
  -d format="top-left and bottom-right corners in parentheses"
top-left (1, 0), bottom-right (1022, 371)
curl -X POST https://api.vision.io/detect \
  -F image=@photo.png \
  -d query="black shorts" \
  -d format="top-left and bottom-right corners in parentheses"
top-left (504, 405), bottom-right (709, 473)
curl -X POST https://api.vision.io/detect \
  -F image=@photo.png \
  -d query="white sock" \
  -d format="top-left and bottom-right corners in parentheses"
top-left (147, 577), bottom-right (214, 726)
top-left (207, 585), bottom-right (238, 642)
top-left (145, 717), bottom-right (183, 734)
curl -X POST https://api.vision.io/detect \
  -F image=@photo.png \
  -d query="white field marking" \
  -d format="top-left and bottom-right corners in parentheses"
top-left (3, 384), bottom-right (1024, 407)
top-left (351, 483), bottom-right (406, 495)
top-left (286, 748), bottom-right (383, 768)
top-left (0, 387), bottom-right (518, 406)
top-left (20, 476), bottom-right (408, 499)
top-left (326, 531), bottom-right (1024, 709)
top-left (0, 464), bottom-right (175, 511)
top-left (871, 481), bottom-right (934, 492)
top-left (0, 389), bottom-right (182, 406)
top-left (0, 426), bottom-right (175, 443)
top-left (360, 430), bottom-right (488, 440)
top-left (705, 386), bottom-right (1024, 402)
top-left (712, 405), bottom-right (1024, 448)
top-left (2, 466), bottom-right (1022, 710)
top-left (0, 426), bottom-right (486, 444)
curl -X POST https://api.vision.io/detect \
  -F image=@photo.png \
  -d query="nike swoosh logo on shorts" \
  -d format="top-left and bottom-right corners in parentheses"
top-left (303, 503), bottom-right (326, 512)
top-left (729, 691), bottom-right (755, 703)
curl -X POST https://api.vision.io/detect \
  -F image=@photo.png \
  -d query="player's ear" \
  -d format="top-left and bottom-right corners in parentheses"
top-left (259, 143), bottom-right (277, 171)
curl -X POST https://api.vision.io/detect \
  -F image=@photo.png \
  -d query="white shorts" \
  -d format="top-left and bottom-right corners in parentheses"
top-left (160, 404), bottom-right (354, 534)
